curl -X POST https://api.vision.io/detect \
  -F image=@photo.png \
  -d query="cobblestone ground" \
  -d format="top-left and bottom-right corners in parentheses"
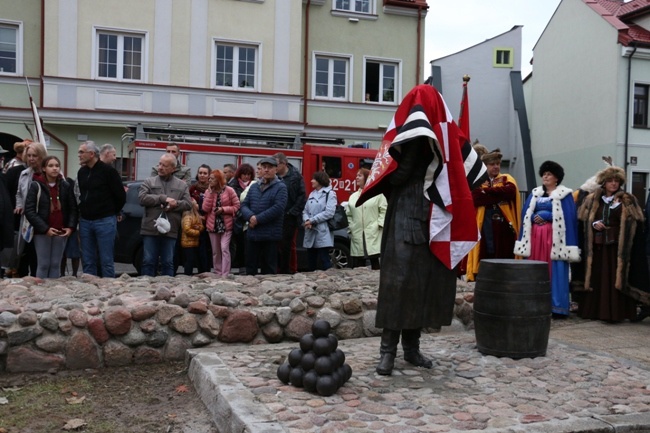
top-left (191, 326), bottom-right (650, 433)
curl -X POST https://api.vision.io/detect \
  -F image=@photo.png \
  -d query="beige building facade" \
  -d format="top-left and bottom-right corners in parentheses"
top-left (0, 0), bottom-right (428, 177)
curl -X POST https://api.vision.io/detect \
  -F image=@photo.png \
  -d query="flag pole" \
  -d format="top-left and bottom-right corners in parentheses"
top-left (25, 77), bottom-right (46, 146)
top-left (458, 75), bottom-right (471, 142)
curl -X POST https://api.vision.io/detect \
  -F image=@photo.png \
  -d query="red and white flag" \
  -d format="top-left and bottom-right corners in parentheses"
top-left (359, 84), bottom-right (486, 269)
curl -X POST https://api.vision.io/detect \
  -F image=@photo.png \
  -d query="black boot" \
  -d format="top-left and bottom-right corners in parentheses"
top-left (376, 329), bottom-right (400, 376)
top-left (401, 329), bottom-right (433, 368)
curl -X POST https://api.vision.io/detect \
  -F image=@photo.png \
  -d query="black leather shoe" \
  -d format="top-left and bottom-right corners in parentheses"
top-left (376, 353), bottom-right (396, 375)
top-left (404, 350), bottom-right (433, 369)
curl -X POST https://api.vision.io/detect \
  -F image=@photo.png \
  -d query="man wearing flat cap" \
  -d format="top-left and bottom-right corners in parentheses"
top-left (466, 146), bottom-right (521, 282)
top-left (239, 157), bottom-right (287, 275)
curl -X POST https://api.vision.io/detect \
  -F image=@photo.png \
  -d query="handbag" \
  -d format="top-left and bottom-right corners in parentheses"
top-left (325, 191), bottom-right (349, 231)
top-left (21, 183), bottom-right (41, 243)
top-left (154, 211), bottom-right (171, 234)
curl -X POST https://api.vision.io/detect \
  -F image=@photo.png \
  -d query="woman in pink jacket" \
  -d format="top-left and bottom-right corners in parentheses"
top-left (202, 169), bottom-right (240, 275)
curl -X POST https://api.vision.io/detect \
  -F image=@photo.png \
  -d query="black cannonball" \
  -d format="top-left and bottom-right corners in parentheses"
top-left (277, 363), bottom-right (291, 384)
top-left (314, 355), bottom-right (333, 375)
top-left (328, 333), bottom-right (338, 351)
top-left (336, 366), bottom-right (347, 386)
top-left (287, 348), bottom-right (304, 367)
top-left (335, 348), bottom-right (345, 365)
top-left (313, 337), bottom-right (332, 357)
top-left (316, 374), bottom-right (338, 397)
top-left (329, 352), bottom-right (340, 370)
top-left (312, 320), bottom-right (331, 338)
top-left (289, 367), bottom-right (304, 387)
top-left (301, 351), bottom-right (316, 371)
top-left (342, 363), bottom-right (352, 382)
top-left (302, 370), bottom-right (318, 393)
top-left (300, 333), bottom-right (315, 353)
top-left (331, 370), bottom-right (341, 388)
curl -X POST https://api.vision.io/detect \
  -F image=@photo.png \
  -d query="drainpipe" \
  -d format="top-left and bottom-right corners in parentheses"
top-left (624, 42), bottom-right (637, 175)
top-left (416, 6), bottom-right (423, 84)
top-left (39, 0), bottom-right (44, 103)
top-left (302, 0), bottom-right (311, 130)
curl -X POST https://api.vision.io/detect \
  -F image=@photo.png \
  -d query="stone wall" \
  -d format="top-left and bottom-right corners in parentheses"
top-left (0, 269), bottom-right (475, 373)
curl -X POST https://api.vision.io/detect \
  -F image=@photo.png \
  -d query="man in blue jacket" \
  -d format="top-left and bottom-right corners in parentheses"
top-left (240, 157), bottom-right (288, 275)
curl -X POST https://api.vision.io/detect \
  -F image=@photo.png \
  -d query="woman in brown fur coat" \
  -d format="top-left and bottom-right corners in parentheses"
top-left (577, 166), bottom-right (647, 322)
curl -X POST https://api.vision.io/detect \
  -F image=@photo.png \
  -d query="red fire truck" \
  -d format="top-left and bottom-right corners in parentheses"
top-left (121, 124), bottom-right (378, 203)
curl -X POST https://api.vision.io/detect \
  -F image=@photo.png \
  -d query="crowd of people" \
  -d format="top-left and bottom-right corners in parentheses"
top-left (0, 141), bottom-right (386, 282)
top-left (1, 134), bottom-right (649, 326)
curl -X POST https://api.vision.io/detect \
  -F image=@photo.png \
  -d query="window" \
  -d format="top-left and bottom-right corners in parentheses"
top-left (97, 31), bottom-right (143, 81)
top-left (334, 0), bottom-right (371, 13)
top-left (215, 43), bottom-right (257, 89)
top-left (494, 48), bottom-right (513, 68)
top-left (315, 56), bottom-right (348, 100)
top-left (634, 84), bottom-right (649, 127)
top-left (0, 22), bottom-right (19, 74)
top-left (365, 60), bottom-right (398, 103)
top-left (322, 156), bottom-right (342, 179)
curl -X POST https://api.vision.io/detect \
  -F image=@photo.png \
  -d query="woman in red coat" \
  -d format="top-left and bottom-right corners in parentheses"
top-left (202, 169), bottom-right (240, 276)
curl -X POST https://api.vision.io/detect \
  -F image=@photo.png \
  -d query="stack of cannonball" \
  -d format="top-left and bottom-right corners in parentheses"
top-left (276, 319), bottom-right (352, 396)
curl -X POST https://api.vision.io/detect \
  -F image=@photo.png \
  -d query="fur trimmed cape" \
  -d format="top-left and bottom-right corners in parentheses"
top-left (576, 189), bottom-right (650, 305)
top-left (514, 185), bottom-right (581, 262)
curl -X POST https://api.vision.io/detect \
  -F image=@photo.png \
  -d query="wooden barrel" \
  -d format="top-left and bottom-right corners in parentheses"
top-left (473, 259), bottom-right (551, 359)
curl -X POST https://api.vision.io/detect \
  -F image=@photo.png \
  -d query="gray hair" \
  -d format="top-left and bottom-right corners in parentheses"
top-left (160, 153), bottom-right (178, 168)
top-left (83, 141), bottom-right (100, 157)
top-left (100, 143), bottom-right (116, 156)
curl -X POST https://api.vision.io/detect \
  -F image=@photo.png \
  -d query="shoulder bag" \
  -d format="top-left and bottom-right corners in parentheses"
top-left (21, 183), bottom-right (41, 243)
top-left (324, 191), bottom-right (348, 231)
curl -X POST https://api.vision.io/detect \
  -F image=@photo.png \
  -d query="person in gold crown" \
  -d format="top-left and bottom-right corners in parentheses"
top-left (465, 146), bottom-right (521, 282)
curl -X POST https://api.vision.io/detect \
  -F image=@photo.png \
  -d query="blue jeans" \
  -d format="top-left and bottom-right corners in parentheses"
top-left (307, 247), bottom-right (332, 271)
top-left (141, 235), bottom-right (176, 277)
top-left (80, 216), bottom-right (117, 277)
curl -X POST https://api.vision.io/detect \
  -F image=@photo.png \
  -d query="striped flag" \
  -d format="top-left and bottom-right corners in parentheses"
top-left (359, 84), bottom-right (487, 269)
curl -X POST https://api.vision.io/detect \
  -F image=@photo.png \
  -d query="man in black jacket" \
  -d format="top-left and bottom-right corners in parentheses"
top-left (273, 152), bottom-right (306, 274)
top-left (77, 141), bottom-right (126, 277)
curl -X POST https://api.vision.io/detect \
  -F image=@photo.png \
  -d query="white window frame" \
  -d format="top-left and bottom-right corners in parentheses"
top-left (93, 27), bottom-right (147, 82)
top-left (363, 57), bottom-right (401, 104)
top-left (312, 52), bottom-right (352, 101)
top-left (0, 20), bottom-right (23, 76)
top-left (212, 39), bottom-right (260, 91)
top-left (332, 0), bottom-right (375, 14)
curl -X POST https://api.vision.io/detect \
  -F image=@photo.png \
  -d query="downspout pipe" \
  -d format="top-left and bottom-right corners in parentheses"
top-left (416, 7), bottom-right (422, 84)
top-left (624, 43), bottom-right (637, 175)
top-left (302, 0), bottom-right (311, 131)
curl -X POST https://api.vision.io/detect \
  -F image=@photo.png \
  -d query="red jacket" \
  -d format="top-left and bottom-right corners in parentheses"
top-left (202, 186), bottom-right (240, 232)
